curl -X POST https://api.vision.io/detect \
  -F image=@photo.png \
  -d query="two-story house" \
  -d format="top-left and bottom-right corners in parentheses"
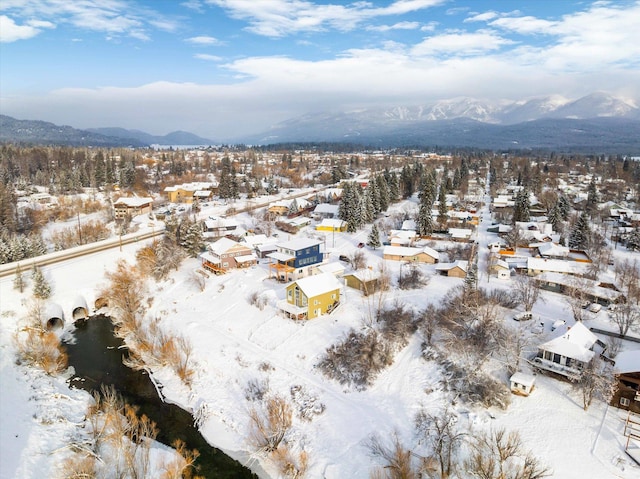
top-left (113, 197), bottom-right (153, 219)
top-left (268, 238), bottom-right (323, 282)
top-left (199, 237), bottom-right (256, 274)
top-left (278, 272), bottom-right (342, 320)
top-left (532, 322), bottom-right (599, 380)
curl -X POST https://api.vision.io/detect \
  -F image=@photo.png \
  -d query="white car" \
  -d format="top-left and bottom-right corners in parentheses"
top-left (588, 303), bottom-right (602, 313)
top-left (513, 311), bottom-right (533, 321)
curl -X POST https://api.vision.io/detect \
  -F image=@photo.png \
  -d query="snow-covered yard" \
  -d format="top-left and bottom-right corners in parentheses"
top-left (2, 198), bottom-right (640, 478)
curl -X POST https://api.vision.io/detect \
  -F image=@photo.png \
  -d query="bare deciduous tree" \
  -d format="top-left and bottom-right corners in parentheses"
top-left (368, 433), bottom-right (421, 479)
top-left (465, 428), bottom-right (550, 479)
top-left (571, 357), bottom-right (616, 411)
top-left (414, 409), bottom-right (466, 479)
top-left (610, 304), bottom-right (640, 336)
top-left (513, 274), bottom-right (541, 312)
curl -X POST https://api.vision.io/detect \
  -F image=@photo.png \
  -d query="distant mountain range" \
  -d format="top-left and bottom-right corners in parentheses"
top-left (0, 116), bottom-right (216, 147)
top-left (1, 92), bottom-right (639, 151)
top-left (242, 92), bottom-right (640, 151)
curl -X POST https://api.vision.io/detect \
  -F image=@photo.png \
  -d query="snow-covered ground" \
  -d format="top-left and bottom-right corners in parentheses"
top-left (2, 194), bottom-right (640, 478)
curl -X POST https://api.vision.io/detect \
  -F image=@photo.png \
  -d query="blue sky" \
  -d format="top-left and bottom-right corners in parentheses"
top-left (1, 0), bottom-right (639, 140)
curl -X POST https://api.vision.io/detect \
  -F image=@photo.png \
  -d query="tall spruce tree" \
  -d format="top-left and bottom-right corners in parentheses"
top-left (569, 212), bottom-right (591, 249)
top-left (437, 185), bottom-right (448, 227)
top-left (32, 265), bottom-right (51, 299)
top-left (367, 223), bottom-right (382, 249)
top-left (513, 188), bottom-right (531, 223)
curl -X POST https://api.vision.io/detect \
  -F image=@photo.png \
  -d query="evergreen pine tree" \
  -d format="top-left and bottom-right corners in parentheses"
top-left (586, 176), bottom-right (599, 213)
top-left (181, 222), bottom-right (205, 257)
top-left (362, 189), bottom-right (374, 224)
top-left (558, 195), bottom-right (571, 220)
top-left (626, 229), bottom-right (640, 251)
top-left (569, 212), bottom-right (590, 249)
top-left (32, 265), bottom-right (51, 299)
top-left (400, 165), bottom-right (413, 198)
top-left (388, 172), bottom-right (400, 202)
top-left (367, 223), bottom-right (381, 249)
top-left (13, 264), bottom-right (25, 293)
top-left (547, 204), bottom-right (562, 232)
top-left (376, 175), bottom-right (389, 212)
top-left (513, 188), bottom-right (531, 223)
top-left (437, 185), bottom-right (448, 227)
top-left (368, 177), bottom-right (380, 215)
top-left (464, 261), bottom-right (478, 293)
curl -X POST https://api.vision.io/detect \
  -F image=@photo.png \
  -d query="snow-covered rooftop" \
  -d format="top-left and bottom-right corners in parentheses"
top-left (293, 272), bottom-right (342, 298)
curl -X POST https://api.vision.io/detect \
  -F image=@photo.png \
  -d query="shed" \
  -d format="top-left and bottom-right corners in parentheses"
top-left (344, 269), bottom-right (381, 296)
top-left (510, 372), bottom-right (536, 396)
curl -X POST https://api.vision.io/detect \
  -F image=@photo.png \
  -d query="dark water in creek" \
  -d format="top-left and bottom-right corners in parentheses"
top-left (65, 315), bottom-right (258, 479)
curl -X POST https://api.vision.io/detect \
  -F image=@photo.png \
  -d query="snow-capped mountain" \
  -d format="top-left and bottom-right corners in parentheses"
top-left (241, 92), bottom-right (640, 150)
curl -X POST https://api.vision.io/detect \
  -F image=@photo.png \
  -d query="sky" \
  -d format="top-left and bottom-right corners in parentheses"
top-left (1, 0), bottom-right (639, 140)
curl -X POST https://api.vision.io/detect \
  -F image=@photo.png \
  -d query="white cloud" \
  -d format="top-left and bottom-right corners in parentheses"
top-left (411, 30), bottom-right (514, 57)
top-left (204, 0), bottom-right (445, 37)
top-left (0, 15), bottom-right (53, 42)
top-left (194, 53), bottom-right (222, 61)
top-left (0, 0), bottom-right (176, 41)
top-left (186, 35), bottom-right (223, 45)
top-left (464, 11), bottom-right (499, 23)
top-left (366, 21), bottom-right (420, 32)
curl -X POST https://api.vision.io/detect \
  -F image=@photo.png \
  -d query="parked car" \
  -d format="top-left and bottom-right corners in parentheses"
top-left (339, 255), bottom-right (350, 263)
top-left (588, 303), bottom-right (602, 313)
top-left (513, 311), bottom-right (533, 321)
top-left (551, 319), bottom-right (566, 331)
top-left (357, 242), bottom-right (365, 248)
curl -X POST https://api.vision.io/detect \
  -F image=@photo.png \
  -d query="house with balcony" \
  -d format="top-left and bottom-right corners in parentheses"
top-left (532, 322), bottom-right (599, 380)
top-left (113, 197), bottom-right (153, 219)
top-left (278, 272), bottom-right (342, 320)
top-left (199, 237), bottom-right (256, 274)
top-left (268, 238), bottom-right (323, 282)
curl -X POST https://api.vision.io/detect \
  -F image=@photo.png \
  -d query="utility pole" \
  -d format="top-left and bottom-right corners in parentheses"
top-left (77, 212), bottom-right (82, 244)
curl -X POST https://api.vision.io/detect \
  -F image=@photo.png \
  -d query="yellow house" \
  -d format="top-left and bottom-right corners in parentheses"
top-left (382, 245), bottom-right (439, 264)
top-left (316, 218), bottom-right (347, 232)
top-left (278, 272), bottom-right (342, 320)
top-left (164, 182), bottom-right (216, 203)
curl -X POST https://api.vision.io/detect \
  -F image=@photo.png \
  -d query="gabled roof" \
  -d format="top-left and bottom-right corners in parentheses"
top-left (292, 272), bottom-right (342, 298)
top-left (345, 269), bottom-right (380, 282)
top-left (209, 237), bottom-right (250, 256)
top-left (383, 245), bottom-right (438, 259)
top-left (539, 322), bottom-right (597, 363)
top-left (114, 196), bottom-right (153, 207)
top-left (435, 260), bottom-right (468, 273)
top-left (614, 350), bottom-right (640, 374)
top-left (277, 238), bottom-right (322, 251)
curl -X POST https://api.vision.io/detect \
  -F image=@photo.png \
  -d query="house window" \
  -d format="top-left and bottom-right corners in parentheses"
top-left (331, 294), bottom-right (336, 300)
top-left (223, 262), bottom-right (228, 268)
top-left (620, 397), bottom-right (630, 407)
top-left (288, 290), bottom-right (293, 299)
top-left (314, 300), bottom-right (319, 305)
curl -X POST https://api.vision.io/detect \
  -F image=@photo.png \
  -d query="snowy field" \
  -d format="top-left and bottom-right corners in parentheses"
top-left (2, 198), bottom-right (640, 478)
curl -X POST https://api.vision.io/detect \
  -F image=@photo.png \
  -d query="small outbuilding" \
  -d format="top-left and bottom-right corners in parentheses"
top-left (344, 269), bottom-right (381, 296)
top-left (510, 372), bottom-right (536, 396)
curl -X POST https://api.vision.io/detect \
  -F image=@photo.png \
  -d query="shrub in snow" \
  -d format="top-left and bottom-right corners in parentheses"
top-left (377, 302), bottom-right (418, 350)
top-left (318, 329), bottom-right (393, 390)
top-left (245, 378), bottom-right (270, 402)
top-left (15, 327), bottom-right (68, 375)
top-left (437, 358), bottom-right (511, 410)
top-left (290, 385), bottom-right (325, 421)
top-left (248, 395), bottom-right (292, 453)
top-left (397, 264), bottom-right (427, 290)
top-left (248, 290), bottom-right (268, 310)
